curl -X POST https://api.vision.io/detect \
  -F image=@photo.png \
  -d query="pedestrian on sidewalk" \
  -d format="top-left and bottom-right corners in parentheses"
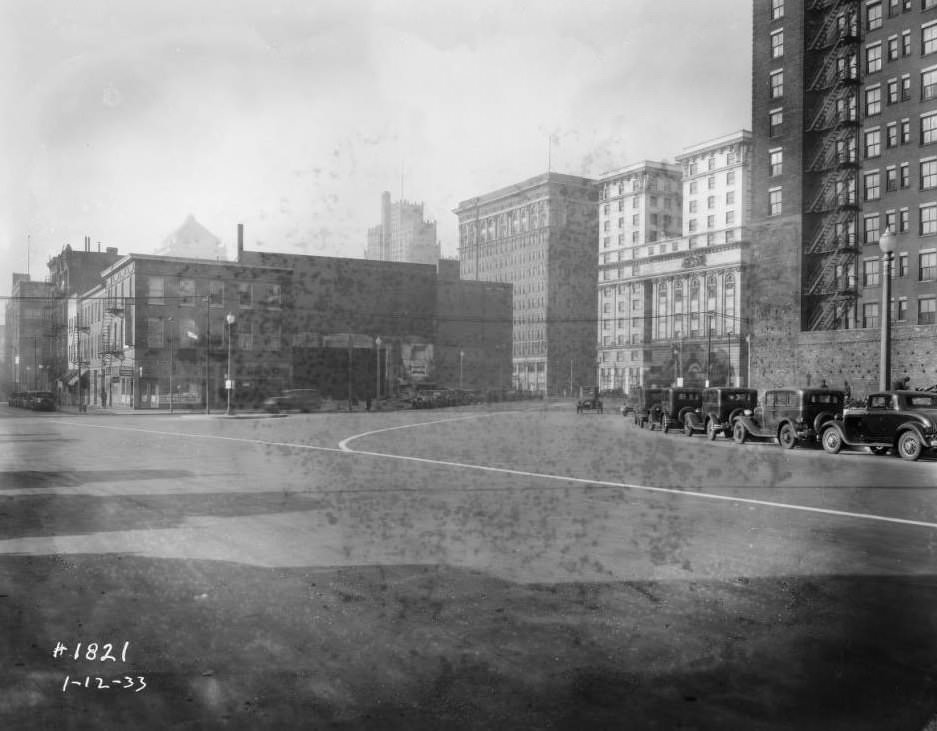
top-left (100, 389), bottom-right (107, 408)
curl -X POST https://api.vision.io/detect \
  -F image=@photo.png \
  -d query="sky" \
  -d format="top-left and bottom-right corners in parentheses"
top-left (0, 0), bottom-right (752, 312)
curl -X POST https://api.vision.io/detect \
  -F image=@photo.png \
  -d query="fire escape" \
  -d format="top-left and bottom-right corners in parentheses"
top-left (804, 0), bottom-right (861, 331)
top-left (100, 297), bottom-right (125, 369)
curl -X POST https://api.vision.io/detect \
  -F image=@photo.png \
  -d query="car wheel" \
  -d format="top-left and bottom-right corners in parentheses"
top-left (778, 423), bottom-right (797, 450)
top-left (733, 422), bottom-right (747, 444)
top-left (897, 431), bottom-right (923, 461)
top-left (821, 427), bottom-right (842, 454)
top-left (706, 419), bottom-right (717, 441)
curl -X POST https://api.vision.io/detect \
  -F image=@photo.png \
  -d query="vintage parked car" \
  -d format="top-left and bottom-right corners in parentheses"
top-left (647, 387), bottom-right (703, 433)
top-left (262, 389), bottom-right (322, 413)
top-left (819, 390), bottom-right (937, 461)
top-left (683, 387), bottom-right (758, 439)
top-left (28, 391), bottom-right (56, 411)
top-left (632, 387), bottom-right (665, 428)
top-left (733, 387), bottom-right (845, 449)
top-left (577, 388), bottom-right (603, 414)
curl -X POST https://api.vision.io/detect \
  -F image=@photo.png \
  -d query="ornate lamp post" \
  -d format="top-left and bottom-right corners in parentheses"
top-left (705, 311), bottom-right (715, 387)
top-left (879, 227), bottom-right (897, 391)
top-left (226, 313), bottom-right (236, 415)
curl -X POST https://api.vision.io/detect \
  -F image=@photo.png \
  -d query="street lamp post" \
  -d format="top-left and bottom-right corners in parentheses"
top-left (879, 228), bottom-right (897, 391)
top-left (375, 337), bottom-right (382, 401)
top-left (226, 313), bottom-right (236, 415)
top-left (168, 316), bottom-right (174, 414)
top-left (459, 349), bottom-right (464, 389)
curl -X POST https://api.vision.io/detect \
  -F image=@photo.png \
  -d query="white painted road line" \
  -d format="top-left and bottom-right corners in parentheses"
top-left (45, 417), bottom-right (937, 532)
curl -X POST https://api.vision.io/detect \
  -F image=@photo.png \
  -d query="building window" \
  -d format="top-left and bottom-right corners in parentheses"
top-left (865, 214), bottom-right (881, 244)
top-left (707, 215), bottom-right (715, 228)
top-left (925, 23), bottom-right (937, 55)
top-left (867, 43), bottom-right (883, 73)
top-left (888, 78), bottom-right (901, 106)
top-left (888, 35), bottom-right (900, 60)
top-left (900, 208), bottom-right (910, 232)
top-left (867, 2), bottom-right (883, 30)
top-left (771, 0), bottom-right (784, 20)
top-left (924, 112), bottom-right (937, 144)
top-left (689, 200), bottom-right (698, 213)
top-left (707, 176), bottom-right (716, 190)
top-left (726, 210), bottom-right (736, 225)
top-left (726, 190), bottom-right (736, 204)
top-left (689, 181), bottom-right (698, 194)
top-left (865, 128), bottom-right (881, 157)
top-left (147, 277), bottom-right (164, 305)
top-left (901, 118), bottom-right (911, 143)
top-left (237, 282), bottom-right (253, 308)
top-left (727, 170), bottom-right (736, 185)
top-left (923, 68), bottom-right (937, 102)
top-left (769, 148), bottom-right (783, 176)
top-left (896, 298), bottom-right (909, 321)
top-left (901, 163), bottom-right (911, 187)
top-left (866, 86), bottom-right (882, 116)
top-left (863, 258), bottom-right (881, 286)
top-left (922, 207), bottom-right (937, 236)
top-left (886, 122), bottom-right (898, 148)
top-left (886, 210), bottom-right (897, 232)
top-left (178, 278), bottom-right (195, 306)
top-left (863, 302), bottom-right (880, 329)
top-left (903, 30), bottom-right (912, 56)
top-left (902, 74), bottom-right (912, 100)
top-left (769, 188), bottom-right (782, 216)
top-left (771, 30), bottom-right (784, 58)
top-left (688, 219), bottom-right (698, 232)
top-left (918, 297), bottom-right (937, 325)
top-left (770, 70), bottom-right (784, 99)
top-left (707, 196), bottom-right (715, 209)
top-left (922, 159), bottom-right (937, 189)
top-left (769, 108), bottom-right (783, 137)
top-left (865, 171), bottom-right (882, 200)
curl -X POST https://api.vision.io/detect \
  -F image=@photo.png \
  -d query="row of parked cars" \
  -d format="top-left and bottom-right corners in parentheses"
top-left (7, 391), bottom-right (56, 411)
top-left (627, 385), bottom-right (937, 461)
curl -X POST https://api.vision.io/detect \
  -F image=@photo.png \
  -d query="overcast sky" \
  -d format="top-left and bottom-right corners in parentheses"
top-left (0, 0), bottom-right (752, 308)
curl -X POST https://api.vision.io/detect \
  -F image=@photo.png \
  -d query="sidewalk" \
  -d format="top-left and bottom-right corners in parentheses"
top-left (53, 404), bottom-right (281, 419)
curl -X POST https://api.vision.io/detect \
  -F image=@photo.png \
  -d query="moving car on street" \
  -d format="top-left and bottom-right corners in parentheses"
top-left (819, 390), bottom-right (937, 461)
top-left (683, 387), bottom-right (758, 439)
top-left (262, 389), bottom-right (322, 413)
top-left (732, 387), bottom-right (844, 450)
top-left (577, 387), bottom-right (603, 414)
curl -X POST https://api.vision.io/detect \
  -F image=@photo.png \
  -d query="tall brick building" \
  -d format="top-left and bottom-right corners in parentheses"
top-left (749, 0), bottom-right (937, 393)
top-left (454, 173), bottom-right (599, 395)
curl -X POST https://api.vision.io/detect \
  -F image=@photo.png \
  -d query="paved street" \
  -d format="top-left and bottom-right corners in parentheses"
top-left (2, 400), bottom-right (937, 729)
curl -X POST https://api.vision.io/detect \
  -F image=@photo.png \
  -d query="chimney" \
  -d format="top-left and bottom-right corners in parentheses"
top-left (237, 223), bottom-right (244, 262)
top-left (84, 236), bottom-right (90, 252)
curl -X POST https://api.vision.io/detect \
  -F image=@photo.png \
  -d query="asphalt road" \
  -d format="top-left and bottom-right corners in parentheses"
top-left (1, 401), bottom-right (936, 730)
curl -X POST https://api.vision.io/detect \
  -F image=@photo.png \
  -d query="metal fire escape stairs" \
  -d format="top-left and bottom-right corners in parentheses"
top-left (100, 297), bottom-right (125, 369)
top-left (804, 0), bottom-right (861, 331)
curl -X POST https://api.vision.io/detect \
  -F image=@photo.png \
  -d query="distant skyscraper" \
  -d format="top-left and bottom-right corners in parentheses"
top-left (366, 191), bottom-right (439, 266)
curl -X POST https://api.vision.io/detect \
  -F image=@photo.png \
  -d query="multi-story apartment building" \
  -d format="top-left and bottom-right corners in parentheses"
top-left (454, 173), bottom-right (598, 394)
top-left (366, 191), bottom-right (440, 266)
top-left (596, 138), bottom-right (753, 392)
top-left (749, 0), bottom-right (937, 393)
top-left (3, 274), bottom-right (55, 394)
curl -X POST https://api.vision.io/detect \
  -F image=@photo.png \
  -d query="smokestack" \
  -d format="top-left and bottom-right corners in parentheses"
top-left (84, 236), bottom-right (90, 252)
top-left (237, 223), bottom-right (244, 262)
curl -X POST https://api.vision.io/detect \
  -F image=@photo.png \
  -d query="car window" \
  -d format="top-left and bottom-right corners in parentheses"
top-left (907, 394), bottom-right (937, 408)
top-left (869, 396), bottom-right (890, 410)
top-left (808, 394), bottom-right (842, 405)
